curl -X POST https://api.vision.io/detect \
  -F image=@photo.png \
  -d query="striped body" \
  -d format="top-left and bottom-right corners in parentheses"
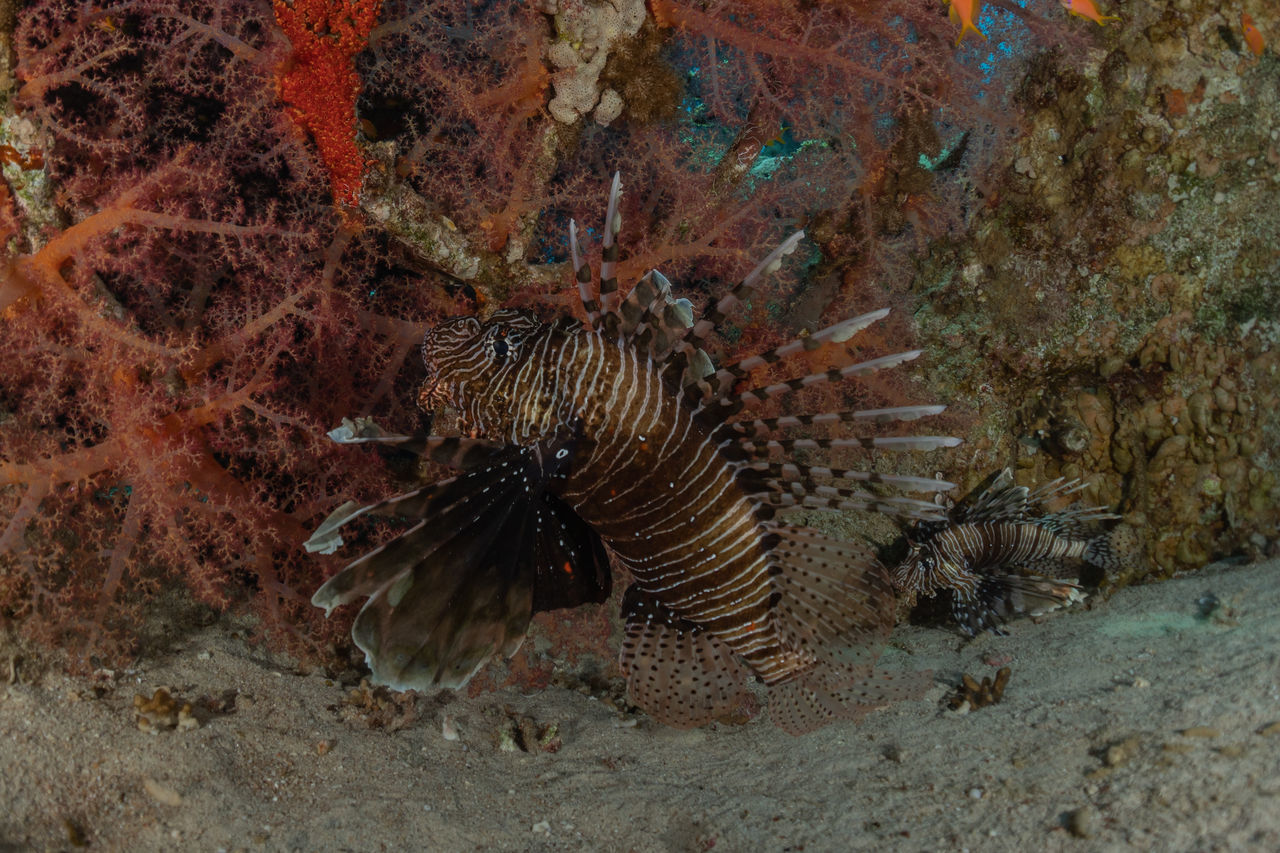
top-left (890, 468), bottom-right (1125, 636)
top-left (429, 316), bottom-right (807, 684)
top-left (896, 521), bottom-right (1088, 600)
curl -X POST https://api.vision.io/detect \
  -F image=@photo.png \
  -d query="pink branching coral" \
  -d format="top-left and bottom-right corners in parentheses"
top-left (2, 1), bottom-right (414, 660)
top-left (1, 0), bottom-right (1076, 665)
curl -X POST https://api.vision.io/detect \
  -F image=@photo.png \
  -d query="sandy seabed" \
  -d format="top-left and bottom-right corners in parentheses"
top-left (2, 558), bottom-right (1278, 852)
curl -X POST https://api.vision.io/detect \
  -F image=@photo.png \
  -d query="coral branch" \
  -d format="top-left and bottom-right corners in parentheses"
top-left (273, 0), bottom-right (383, 206)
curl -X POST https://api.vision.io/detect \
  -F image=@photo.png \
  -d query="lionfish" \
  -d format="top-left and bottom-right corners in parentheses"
top-left (309, 174), bottom-right (960, 734)
top-left (891, 468), bottom-right (1127, 636)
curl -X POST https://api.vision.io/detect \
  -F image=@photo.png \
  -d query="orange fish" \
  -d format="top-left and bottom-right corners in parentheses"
top-left (1061, 0), bottom-right (1119, 25)
top-left (949, 0), bottom-right (987, 44)
top-left (1242, 13), bottom-right (1264, 57)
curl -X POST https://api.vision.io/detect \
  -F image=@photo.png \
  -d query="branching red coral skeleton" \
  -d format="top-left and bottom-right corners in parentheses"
top-left (1, 0), bottom-right (1075, 665)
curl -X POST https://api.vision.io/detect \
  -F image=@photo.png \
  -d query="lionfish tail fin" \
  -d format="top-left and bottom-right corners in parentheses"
top-left (1083, 523), bottom-right (1140, 574)
top-left (763, 526), bottom-right (931, 733)
top-left (618, 586), bottom-right (758, 729)
top-left (770, 668), bottom-right (934, 735)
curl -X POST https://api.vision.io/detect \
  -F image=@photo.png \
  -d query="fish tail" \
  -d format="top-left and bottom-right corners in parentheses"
top-left (764, 527), bottom-right (931, 733)
top-left (958, 21), bottom-right (987, 44)
top-left (1083, 523), bottom-right (1139, 574)
top-left (618, 530), bottom-right (932, 733)
top-left (770, 667), bottom-right (934, 735)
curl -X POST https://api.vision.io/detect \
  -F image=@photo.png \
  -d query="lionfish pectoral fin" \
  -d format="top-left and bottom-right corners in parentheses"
top-left (529, 492), bottom-right (613, 612)
top-left (618, 585), bottom-right (757, 729)
top-left (952, 572), bottom-right (1086, 637)
top-left (351, 552), bottom-right (535, 691)
top-left (312, 438), bottom-right (610, 692)
top-left (305, 500), bottom-right (366, 559)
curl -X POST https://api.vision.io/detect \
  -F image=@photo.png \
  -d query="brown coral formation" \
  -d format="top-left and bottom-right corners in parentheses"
top-left (132, 688), bottom-right (198, 734)
top-left (913, 2), bottom-right (1280, 582)
top-left (949, 667), bottom-right (1011, 711)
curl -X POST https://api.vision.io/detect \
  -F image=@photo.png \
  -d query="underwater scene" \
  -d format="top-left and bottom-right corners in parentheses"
top-left (1, 0), bottom-right (1277, 848)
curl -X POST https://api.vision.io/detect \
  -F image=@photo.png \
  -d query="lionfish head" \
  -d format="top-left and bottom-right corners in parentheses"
top-left (891, 541), bottom-right (941, 596)
top-left (419, 309), bottom-right (545, 413)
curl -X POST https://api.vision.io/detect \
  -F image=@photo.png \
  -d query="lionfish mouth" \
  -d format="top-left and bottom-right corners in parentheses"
top-left (418, 316), bottom-right (482, 412)
top-left (417, 376), bottom-right (449, 412)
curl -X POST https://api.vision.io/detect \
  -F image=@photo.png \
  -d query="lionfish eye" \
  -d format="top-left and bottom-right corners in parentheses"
top-left (492, 337), bottom-right (509, 359)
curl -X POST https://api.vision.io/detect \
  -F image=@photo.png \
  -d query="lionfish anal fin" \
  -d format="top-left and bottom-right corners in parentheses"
top-left (951, 572), bottom-right (1085, 637)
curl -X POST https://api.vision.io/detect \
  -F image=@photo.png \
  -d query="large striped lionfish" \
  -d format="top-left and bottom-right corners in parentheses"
top-left (309, 174), bottom-right (961, 734)
top-left (891, 468), bottom-right (1127, 636)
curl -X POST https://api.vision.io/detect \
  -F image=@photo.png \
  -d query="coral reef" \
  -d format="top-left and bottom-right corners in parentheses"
top-left (913, 1), bottom-right (1280, 580)
top-left (541, 0), bottom-right (647, 126)
top-left (949, 666), bottom-right (1011, 711)
top-left (0, 0), bottom-right (1273, 673)
top-left (132, 687), bottom-right (198, 733)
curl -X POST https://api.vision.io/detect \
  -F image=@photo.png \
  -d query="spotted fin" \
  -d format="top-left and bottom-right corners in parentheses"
top-left (618, 585), bottom-right (756, 729)
top-left (770, 668), bottom-right (934, 735)
top-left (311, 437), bottom-right (611, 691)
top-left (949, 572), bottom-right (1085, 637)
top-left (764, 526), bottom-right (932, 733)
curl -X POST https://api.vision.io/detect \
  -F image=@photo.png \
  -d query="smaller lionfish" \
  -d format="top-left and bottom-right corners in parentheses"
top-left (891, 469), bottom-right (1127, 636)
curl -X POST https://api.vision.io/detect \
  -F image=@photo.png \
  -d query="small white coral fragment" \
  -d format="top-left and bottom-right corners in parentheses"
top-left (542, 0), bottom-right (646, 125)
top-left (133, 688), bottom-right (198, 734)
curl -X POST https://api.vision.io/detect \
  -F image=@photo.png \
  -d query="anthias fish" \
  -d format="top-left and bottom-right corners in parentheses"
top-left (891, 468), bottom-right (1127, 636)
top-left (310, 174), bottom-right (960, 734)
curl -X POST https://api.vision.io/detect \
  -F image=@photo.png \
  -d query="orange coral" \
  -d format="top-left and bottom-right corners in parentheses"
top-left (273, 0), bottom-right (382, 207)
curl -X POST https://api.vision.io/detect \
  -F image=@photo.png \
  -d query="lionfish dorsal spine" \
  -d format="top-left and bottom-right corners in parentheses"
top-left (698, 348), bottom-right (928, 422)
top-left (569, 219), bottom-right (601, 327)
top-left (746, 461), bottom-right (955, 494)
top-left (598, 171), bottom-right (624, 326)
top-left (703, 307), bottom-right (892, 396)
top-left (716, 404), bottom-right (948, 442)
top-left (683, 229), bottom-right (807, 356)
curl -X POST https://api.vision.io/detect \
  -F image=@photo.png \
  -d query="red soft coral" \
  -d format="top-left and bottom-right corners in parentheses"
top-left (273, 0), bottom-right (383, 206)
